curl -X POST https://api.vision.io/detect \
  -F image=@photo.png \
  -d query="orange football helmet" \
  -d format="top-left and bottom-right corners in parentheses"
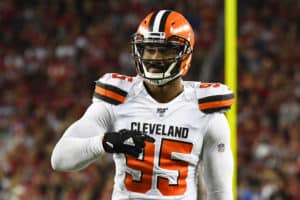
top-left (131, 10), bottom-right (195, 86)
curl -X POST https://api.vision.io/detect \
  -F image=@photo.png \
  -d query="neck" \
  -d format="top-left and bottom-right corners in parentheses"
top-left (144, 78), bottom-right (184, 103)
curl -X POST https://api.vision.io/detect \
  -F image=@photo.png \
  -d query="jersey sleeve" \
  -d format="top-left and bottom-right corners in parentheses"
top-left (196, 82), bottom-right (234, 114)
top-left (51, 101), bottom-right (113, 171)
top-left (202, 113), bottom-right (233, 199)
top-left (93, 73), bottom-right (134, 105)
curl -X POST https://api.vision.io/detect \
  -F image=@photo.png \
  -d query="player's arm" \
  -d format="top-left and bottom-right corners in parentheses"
top-left (51, 73), bottom-right (154, 172)
top-left (201, 113), bottom-right (233, 200)
top-left (51, 102), bottom-right (111, 171)
top-left (51, 101), bottom-right (154, 172)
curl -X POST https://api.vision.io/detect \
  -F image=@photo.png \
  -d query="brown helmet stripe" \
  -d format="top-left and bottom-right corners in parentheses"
top-left (158, 10), bottom-right (171, 32)
top-left (149, 10), bottom-right (172, 32)
top-left (148, 11), bottom-right (159, 31)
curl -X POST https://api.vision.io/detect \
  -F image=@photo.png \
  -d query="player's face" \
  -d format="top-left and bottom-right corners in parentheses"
top-left (143, 46), bottom-right (178, 59)
top-left (142, 45), bottom-right (179, 73)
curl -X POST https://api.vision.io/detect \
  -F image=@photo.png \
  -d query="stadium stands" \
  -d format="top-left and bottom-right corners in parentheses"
top-left (0, 1), bottom-right (219, 199)
top-left (0, 0), bottom-right (299, 199)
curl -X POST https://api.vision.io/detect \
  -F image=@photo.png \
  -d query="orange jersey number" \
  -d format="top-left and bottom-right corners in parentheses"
top-left (111, 73), bottom-right (133, 82)
top-left (199, 82), bottom-right (221, 88)
top-left (125, 142), bottom-right (155, 193)
top-left (125, 139), bottom-right (193, 196)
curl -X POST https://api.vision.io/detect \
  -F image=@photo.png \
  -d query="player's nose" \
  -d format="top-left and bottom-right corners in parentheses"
top-left (150, 48), bottom-right (164, 59)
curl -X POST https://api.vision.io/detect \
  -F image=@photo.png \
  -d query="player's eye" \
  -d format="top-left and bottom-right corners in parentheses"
top-left (144, 47), bottom-right (157, 54)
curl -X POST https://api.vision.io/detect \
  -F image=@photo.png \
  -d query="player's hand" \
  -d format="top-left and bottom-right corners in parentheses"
top-left (102, 129), bottom-right (155, 157)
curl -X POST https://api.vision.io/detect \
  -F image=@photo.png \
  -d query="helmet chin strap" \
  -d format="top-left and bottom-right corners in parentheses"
top-left (143, 62), bottom-right (176, 78)
top-left (141, 61), bottom-right (180, 86)
top-left (144, 74), bottom-right (181, 86)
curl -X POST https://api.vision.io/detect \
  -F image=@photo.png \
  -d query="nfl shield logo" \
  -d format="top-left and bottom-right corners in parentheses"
top-left (156, 108), bottom-right (168, 117)
top-left (217, 143), bottom-right (225, 152)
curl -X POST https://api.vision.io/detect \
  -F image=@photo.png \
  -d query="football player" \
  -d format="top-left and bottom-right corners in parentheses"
top-left (51, 10), bottom-right (234, 200)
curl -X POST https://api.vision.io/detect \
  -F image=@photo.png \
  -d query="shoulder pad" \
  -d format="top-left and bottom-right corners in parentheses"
top-left (93, 73), bottom-right (135, 105)
top-left (196, 82), bottom-right (234, 113)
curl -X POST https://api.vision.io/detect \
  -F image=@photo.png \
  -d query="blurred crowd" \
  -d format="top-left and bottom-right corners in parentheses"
top-left (0, 0), bottom-right (299, 199)
top-left (237, 0), bottom-right (300, 199)
top-left (0, 0), bottom-right (219, 199)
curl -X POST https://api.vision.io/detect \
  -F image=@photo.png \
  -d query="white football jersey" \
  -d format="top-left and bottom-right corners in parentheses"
top-left (92, 73), bottom-right (234, 200)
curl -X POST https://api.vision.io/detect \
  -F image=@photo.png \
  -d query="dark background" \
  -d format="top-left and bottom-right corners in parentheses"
top-left (0, 0), bottom-right (299, 199)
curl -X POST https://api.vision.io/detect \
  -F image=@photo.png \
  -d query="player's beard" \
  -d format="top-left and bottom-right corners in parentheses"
top-left (144, 60), bottom-right (172, 73)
